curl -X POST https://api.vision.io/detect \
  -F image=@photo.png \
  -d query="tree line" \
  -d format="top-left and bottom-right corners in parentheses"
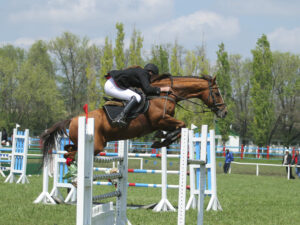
top-left (0, 23), bottom-right (299, 147)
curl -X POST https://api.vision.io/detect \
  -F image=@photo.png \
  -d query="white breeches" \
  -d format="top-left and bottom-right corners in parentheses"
top-left (104, 78), bottom-right (142, 103)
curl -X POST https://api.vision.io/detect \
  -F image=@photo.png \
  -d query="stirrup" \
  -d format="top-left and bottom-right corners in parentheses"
top-left (112, 114), bottom-right (127, 128)
top-left (112, 120), bottom-right (127, 128)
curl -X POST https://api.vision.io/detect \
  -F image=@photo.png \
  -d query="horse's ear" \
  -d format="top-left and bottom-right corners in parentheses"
top-left (212, 75), bottom-right (217, 83)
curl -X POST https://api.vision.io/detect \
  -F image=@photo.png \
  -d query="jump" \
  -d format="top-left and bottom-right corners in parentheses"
top-left (40, 73), bottom-right (227, 164)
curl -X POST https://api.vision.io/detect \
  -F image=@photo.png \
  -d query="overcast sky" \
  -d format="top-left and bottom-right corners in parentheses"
top-left (1, 0), bottom-right (300, 62)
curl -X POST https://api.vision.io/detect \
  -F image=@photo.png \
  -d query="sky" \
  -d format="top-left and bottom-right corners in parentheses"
top-left (1, 0), bottom-right (300, 62)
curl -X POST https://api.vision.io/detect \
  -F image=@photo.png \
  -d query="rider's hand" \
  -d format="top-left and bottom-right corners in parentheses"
top-left (160, 87), bottom-right (171, 92)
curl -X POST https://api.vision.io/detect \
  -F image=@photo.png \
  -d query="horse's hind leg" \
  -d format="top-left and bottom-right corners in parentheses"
top-left (93, 132), bottom-right (106, 156)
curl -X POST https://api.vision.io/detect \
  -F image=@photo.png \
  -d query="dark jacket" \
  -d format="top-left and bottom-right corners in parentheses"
top-left (225, 152), bottom-right (234, 163)
top-left (108, 67), bottom-right (160, 95)
top-left (1, 129), bottom-right (7, 141)
top-left (282, 153), bottom-right (292, 165)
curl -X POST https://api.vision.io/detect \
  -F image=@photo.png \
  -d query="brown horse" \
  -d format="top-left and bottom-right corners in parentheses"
top-left (41, 75), bottom-right (227, 162)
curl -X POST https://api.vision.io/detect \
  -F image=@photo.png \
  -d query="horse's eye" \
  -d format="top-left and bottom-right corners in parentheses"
top-left (215, 92), bottom-right (220, 96)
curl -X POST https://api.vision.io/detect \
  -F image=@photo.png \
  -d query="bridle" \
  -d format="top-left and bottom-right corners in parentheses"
top-left (168, 78), bottom-right (226, 114)
top-left (148, 75), bottom-right (226, 115)
top-left (206, 79), bottom-right (226, 113)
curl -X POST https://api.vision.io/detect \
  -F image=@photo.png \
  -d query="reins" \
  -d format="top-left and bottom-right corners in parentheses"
top-left (170, 93), bottom-right (212, 113)
top-left (149, 74), bottom-right (226, 115)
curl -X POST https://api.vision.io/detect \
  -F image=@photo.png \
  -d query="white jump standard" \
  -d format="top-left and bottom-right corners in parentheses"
top-left (76, 117), bottom-right (130, 225)
top-left (1, 128), bottom-right (29, 184)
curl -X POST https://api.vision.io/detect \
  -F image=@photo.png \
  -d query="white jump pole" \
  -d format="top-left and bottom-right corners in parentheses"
top-left (177, 128), bottom-right (189, 225)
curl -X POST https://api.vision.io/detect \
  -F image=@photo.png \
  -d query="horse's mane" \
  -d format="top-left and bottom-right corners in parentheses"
top-left (126, 65), bottom-right (142, 69)
top-left (151, 73), bottom-right (173, 83)
top-left (151, 73), bottom-right (213, 83)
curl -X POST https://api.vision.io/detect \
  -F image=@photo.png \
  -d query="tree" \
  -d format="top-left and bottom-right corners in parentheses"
top-left (99, 37), bottom-right (114, 105)
top-left (128, 28), bottom-right (144, 66)
top-left (114, 22), bottom-right (125, 69)
top-left (150, 44), bottom-right (169, 74)
top-left (48, 32), bottom-right (91, 115)
top-left (184, 50), bottom-right (197, 75)
top-left (195, 45), bottom-right (210, 75)
top-left (271, 52), bottom-right (300, 147)
top-left (85, 44), bottom-right (101, 110)
top-left (15, 61), bottom-right (66, 134)
top-left (170, 41), bottom-right (183, 76)
top-left (250, 34), bottom-right (274, 146)
top-left (215, 43), bottom-right (233, 145)
top-left (0, 45), bottom-right (26, 131)
top-left (229, 55), bottom-right (252, 144)
top-left (27, 40), bottom-right (54, 77)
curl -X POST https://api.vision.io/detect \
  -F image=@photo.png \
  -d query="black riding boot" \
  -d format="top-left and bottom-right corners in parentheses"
top-left (112, 96), bottom-right (138, 127)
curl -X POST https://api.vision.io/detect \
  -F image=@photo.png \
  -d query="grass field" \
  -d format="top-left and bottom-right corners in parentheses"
top-left (0, 158), bottom-right (298, 225)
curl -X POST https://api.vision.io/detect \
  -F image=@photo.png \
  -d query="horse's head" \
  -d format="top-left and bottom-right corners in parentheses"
top-left (202, 75), bottom-right (227, 118)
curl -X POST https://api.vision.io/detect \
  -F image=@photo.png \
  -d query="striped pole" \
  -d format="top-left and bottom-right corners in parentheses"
top-left (99, 152), bottom-right (180, 159)
top-left (93, 181), bottom-right (190, 189)
top-left (94, 167), bottom-right (180, 175)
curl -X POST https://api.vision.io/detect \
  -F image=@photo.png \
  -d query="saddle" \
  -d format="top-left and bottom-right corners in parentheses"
top-left (103, 89), bottom-right (149, 127)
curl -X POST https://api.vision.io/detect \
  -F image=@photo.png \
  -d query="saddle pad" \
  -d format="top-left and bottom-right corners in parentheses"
top-left (103, 105), bottom-right (123, 123)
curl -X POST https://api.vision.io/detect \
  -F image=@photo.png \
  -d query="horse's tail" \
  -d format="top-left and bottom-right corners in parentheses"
top-left (40, 119), bottom-right (71, 163)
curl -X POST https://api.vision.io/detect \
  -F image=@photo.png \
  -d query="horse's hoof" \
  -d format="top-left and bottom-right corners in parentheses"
top-left (151, 141), bottom-right (163, 149)
top-left (154, 130), bottom-right (166, 138)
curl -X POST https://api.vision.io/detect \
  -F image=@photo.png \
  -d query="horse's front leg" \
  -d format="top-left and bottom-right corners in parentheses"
top-left (151, 115), bottom-right (186, 148)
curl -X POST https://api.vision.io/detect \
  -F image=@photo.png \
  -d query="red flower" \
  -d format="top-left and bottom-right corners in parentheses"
top-left (66, 158), bottom-right (73, 166)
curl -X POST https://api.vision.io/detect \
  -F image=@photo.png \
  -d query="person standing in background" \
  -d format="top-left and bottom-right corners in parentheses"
top-left (224, 149), bottom-right (234, 173)
top-left (292, 150), bottom-right (300, 178)
top-left (282, 150), bottom-right (295, 179)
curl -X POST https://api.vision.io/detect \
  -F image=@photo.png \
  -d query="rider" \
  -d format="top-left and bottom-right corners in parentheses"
top-left (104, 63), bottom-right (170, 127)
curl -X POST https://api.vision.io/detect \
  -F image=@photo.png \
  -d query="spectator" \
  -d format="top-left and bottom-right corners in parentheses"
top-left (1, 128), bottom-right (8, 145)
top-left (292, 150), bottom-right (300, 178)
top-left (282, 150), bottom-right (295, 179)
top-left (224, 149), bottom-right (234, 173)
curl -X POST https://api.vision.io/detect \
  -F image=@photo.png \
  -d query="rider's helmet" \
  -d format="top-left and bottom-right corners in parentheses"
top-left (144, 63), bottom-right (159, 75)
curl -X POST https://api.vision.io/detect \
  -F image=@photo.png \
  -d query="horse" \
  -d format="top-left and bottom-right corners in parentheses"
top-left (41, 74), bottom-right (227, 163)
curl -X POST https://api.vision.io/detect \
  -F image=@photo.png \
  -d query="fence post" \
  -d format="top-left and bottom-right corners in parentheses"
top-left (114, 142), bottom-right (118, 153)
top-left (292, 147), bottom-right (295, 159)
top-left (267, 146), bottom-right (269, 160)
top-left (241, 145), bottom-right (244, 160)
top-left (223, 145), bottom-right (225, 157)
top-left (257, 147), bottom-right (260, 159)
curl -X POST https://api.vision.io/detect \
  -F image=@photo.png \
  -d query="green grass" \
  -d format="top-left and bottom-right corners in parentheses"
top-left (0, 158), bottom-right (298, 225)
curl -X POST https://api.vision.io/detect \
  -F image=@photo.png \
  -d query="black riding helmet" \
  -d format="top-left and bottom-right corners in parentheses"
top-left (144, 63), bottom-right (159, 75)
